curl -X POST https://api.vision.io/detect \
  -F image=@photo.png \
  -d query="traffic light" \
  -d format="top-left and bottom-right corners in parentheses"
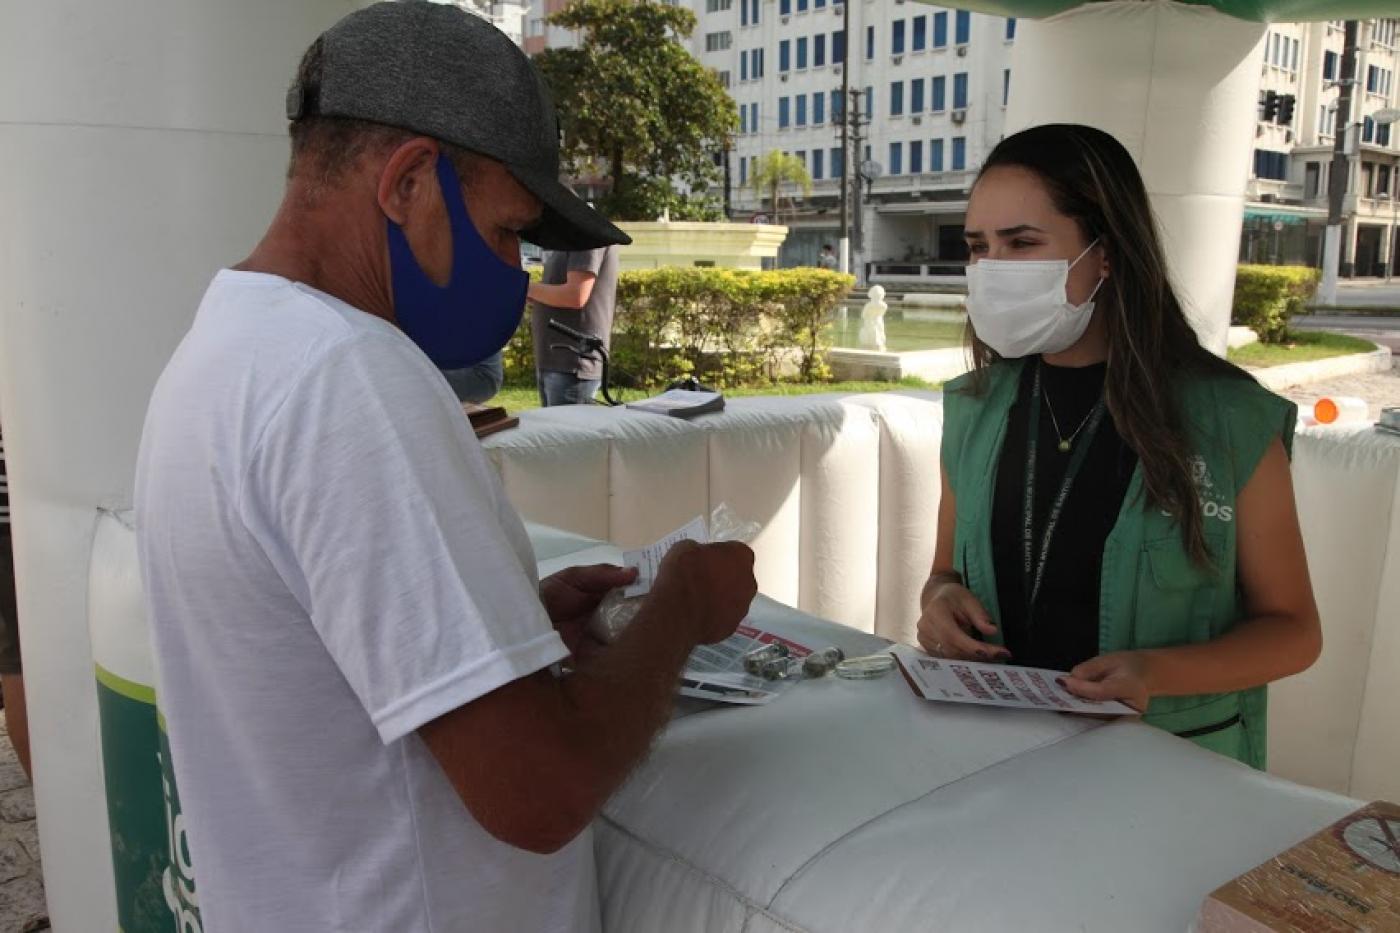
top-left (1278, 94), bottom-right (1296, 126)
top-left (1262, 90), bottom-right (1280, 122)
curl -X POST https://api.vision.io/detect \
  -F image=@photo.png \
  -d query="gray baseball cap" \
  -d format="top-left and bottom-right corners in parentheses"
top-left (287, 0), bottom-right (630, 251)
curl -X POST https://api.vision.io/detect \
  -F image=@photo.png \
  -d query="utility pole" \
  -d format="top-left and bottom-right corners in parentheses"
top-left (1319, 20), bottom-right (1359, 306)
top-left (722, 138), bottom-right (733, 220)
top-left (849, 87), bottom-right (868, 286)
top-left (837, 0), bottom-right (851, 274)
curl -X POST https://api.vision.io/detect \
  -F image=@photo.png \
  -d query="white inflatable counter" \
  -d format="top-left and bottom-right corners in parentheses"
top-left (532, 528), bottom-right (1362, 933)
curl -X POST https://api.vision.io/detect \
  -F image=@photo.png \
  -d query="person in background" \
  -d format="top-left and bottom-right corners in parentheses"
top-left (917, 123), bottom-right (1320, 769)
top-left (817, 243), bottom-right (838, 271)
top-left (441, 350), bottom-right (504, 404)
top-left (529, 244), bottom-right (619, 406)
top-left (0, 422), bottom-right (30, 780)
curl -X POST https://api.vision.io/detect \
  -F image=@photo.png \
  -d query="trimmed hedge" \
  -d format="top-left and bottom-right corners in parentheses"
top-left (504, 267), bottom-right (855, 389)
top-left (1232, 265), bottom-right (1320, 344)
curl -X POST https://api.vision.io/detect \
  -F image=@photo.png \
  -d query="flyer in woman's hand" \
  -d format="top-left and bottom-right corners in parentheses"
top-left (891, 645), bottom-right (1137, 716)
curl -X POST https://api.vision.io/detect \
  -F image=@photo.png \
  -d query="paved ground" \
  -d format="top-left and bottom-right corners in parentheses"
top-left (1322, 280), bottom-right (1400, 309)
top-left (0, 725), bottom-right (46, 933)
top-left (1277, 355), bottom-right (1400, 421)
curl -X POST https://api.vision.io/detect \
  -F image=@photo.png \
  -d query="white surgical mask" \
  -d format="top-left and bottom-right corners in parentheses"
top-left (965, 240), bottom-right (1105, 358)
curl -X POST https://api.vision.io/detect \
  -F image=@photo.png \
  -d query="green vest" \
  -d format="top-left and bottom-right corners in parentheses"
top-left (941, 360), bottom-right (1296, 769)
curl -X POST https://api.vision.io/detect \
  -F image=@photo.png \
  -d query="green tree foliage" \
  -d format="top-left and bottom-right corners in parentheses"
top-left (533, 0), bottom-right (738, 221)
top-left (750, 151), bottom-right (812, 223)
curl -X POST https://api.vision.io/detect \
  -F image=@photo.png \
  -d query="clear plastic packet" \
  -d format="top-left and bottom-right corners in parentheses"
top-left (586, 503), bottom-right (760, 644)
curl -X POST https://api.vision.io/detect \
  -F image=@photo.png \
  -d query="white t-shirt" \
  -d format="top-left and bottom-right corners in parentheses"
top-left (135, 270), bottom-right (596, 932)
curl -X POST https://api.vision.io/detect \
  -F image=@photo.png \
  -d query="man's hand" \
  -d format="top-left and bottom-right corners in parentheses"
top-left (539, 564), bottom-right (637, 655)
top-left (1060, 651), bottom-right (1153, 713)
top-left (650, 540), bottom-right (757, 645)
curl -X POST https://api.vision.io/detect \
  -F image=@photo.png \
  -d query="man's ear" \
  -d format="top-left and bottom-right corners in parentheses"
top-left (376, 138), bottom-right (441, 226)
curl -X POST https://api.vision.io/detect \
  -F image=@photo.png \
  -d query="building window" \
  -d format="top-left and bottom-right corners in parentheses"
top-left (890, 141), bottom-right (903, 175)
top-left (780, 39), bottom-right (791, 72)
top-left (893, 20), bottom-right (906, 56)
top-left (751, 102), bottom-right (759, 131)
top-left (1304, 161), bottom-right (1321, 198)
top-left (815, 34), bottom-right (826, 67)
top-left (815, 0), bottom-right (826, 8)
top-left (779, 96), bottom-right (790, 128)
top-left (865, 85), bottom-right (874, 119)
top-left (1006, 17), bottom-right (1016, 40)
top-left (833, 30), bottom-right (846, 64)
top-left (741, 0), bottom-right (749, 27)
top-left (1003, 69), bottom-right (1010, 106)
top-left (1252, 148), bottom-right (1288, 181)
top-left (740, 106), bottom-right (748, 134)
top-left (932, 75), bottom-right (946, 112)
top-left (797, 0), bottom-right (808, 12)
top-left (913, 16), bottom-right (927, 52)
top-left (781, 0), bottom-right (791, 14)
top-left (717, 70), bottom-right (731, 88)
top-left (705, 31), bottom-right (732, 52)
top-left (1380, 122), bottom-right (1393, 147)
top-left (707, 0), bottom-right (732, 12)
top-left (797, 94), bottom-right (808, 126)
top-left (741, 54), bottom-right (749, 82)
top-left (740, 157), bottom-right (748, 186)
top-left (814, 90), bottom-right (826, 124)
top-left (797, 37), bottom-right (808, 69)
top-left (867, 25), bottom-right (875, 60)
top-left (813, 149), bottom-right (825, 180)
top-left (1291, 37), bottom-right (1300, 72)
top-left (1363, 116), bottom-right (1375, 143)
top-left (752, 0), bottom-right (761, 25)
top-left (755, 48), bottom-right (764, 78)
top-left (832, 90), bottom-right (844, 121)
top-left (1323, 50), bottom-right (1338, 81)
top-left (952, 136), bottom-right (966, 170)
top-left (954, 72), bottom-right (968, 109)
top-left (831, 146), bottom-right (844, 179)
top-left (931, 138), bottom-right (944, 172)
top-left (796, 150), bottom-right (807, 170)
top-left (955, 10), bottom-right (970, 45)
top-left (933, 12), bottom-right (948, 48)
top-left (910, 139), bottom-right (924, 174)
top-left (911, 77), bottom-right (925, 113)
top-left (890, 81), bottom-right (904, 116)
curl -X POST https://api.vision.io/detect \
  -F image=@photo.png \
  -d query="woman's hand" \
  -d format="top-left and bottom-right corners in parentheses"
top-left (916, 581), bottom-right (1011, 662)
top-left (1060, 651), bottom-right (1153, 713)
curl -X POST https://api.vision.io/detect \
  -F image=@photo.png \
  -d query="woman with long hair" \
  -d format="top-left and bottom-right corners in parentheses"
top-left (918, 124), bottom-right (1321, 767)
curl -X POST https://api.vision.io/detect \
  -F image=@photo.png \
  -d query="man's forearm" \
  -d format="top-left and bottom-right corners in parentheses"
top-left (551, 584), bottom-right (707, 811)
top-left (528, 282), bottom-right (589, 310)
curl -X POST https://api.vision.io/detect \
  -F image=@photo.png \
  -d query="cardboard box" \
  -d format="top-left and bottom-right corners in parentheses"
top-left (1197, 801), bottom-right (1400, 932)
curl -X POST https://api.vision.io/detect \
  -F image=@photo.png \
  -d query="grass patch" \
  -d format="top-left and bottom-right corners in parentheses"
top-left (1228, 331), bottom-right (1377, 368)
top-left (493, 377), bottom-right (940, 413)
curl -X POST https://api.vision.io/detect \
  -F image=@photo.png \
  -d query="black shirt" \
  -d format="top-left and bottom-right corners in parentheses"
top-left (989, 360), bottom-right (1138, 672)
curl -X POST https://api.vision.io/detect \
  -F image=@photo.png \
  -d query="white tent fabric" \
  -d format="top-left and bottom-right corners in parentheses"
top-left (531, 528), bottom-right (1360, 933)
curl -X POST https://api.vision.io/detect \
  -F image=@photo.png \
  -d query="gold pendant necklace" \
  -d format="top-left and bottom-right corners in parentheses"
top-left (1041, 386), bottom-right (1098, 453)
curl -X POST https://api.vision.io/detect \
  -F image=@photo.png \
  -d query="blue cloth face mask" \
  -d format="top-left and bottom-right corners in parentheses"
top-left (386, 155), bottom-right (529, 370)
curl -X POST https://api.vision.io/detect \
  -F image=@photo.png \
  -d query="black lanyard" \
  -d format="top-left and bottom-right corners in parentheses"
top-left (1023, 360), bottom-right (1107, 619)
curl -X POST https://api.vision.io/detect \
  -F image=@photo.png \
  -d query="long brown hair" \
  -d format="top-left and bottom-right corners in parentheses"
top-left (966, 123), bottom-right (1245, 566)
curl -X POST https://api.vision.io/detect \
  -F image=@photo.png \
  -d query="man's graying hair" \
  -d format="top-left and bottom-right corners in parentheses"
top-left (287, 36), bottom-right (481, 189)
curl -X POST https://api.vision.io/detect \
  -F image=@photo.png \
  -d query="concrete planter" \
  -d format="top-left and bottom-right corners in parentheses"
top-left (615, 221), bottom-right (789, 271)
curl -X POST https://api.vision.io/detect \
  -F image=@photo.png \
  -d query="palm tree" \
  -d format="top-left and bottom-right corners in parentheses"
top-left (750, 151), bottom-right (812, 224)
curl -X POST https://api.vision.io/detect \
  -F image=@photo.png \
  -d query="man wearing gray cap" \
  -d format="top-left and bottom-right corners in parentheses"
top-left (134, 4), bottom-right (756, 930)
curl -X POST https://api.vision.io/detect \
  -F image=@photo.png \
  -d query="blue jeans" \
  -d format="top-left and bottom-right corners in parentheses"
top-left (441, 353), bottom-right (504, 404)
top-left (538, 370), bottom-right (601, 407)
